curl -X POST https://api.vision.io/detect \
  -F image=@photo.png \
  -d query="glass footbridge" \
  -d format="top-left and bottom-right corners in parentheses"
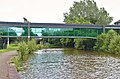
top-left (0, 21), bottom-right (120, 39)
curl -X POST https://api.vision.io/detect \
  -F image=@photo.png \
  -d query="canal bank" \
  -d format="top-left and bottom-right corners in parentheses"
top-left (0, 51), bottom-right (20, 79)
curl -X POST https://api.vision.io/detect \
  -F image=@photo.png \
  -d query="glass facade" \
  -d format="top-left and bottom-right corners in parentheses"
top-left (0, 26), bottom-right (103, 37)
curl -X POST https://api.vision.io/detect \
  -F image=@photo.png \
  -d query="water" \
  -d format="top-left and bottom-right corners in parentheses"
top-left (19, 48), bottom-right (120, 79)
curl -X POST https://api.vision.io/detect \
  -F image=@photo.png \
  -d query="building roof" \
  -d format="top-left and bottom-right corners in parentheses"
top-left (114, 20), bottom-right (120, 24)
top-left (0, 21), bottom-right (120, 29)
top-left (0, 21), bottom-right (101, 28)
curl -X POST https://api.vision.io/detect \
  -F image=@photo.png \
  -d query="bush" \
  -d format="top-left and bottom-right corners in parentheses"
top-left (11, 57), bottom-right (22, 71)
top-left (28, 39), bottom-right (37, 54)
top-left (95, 30), bottom-right (120, 55)
top-left (108, 36), bottom-right (120, 54)
top-left (14, 39), bottom-right (38, 71)
top-left (74, 38), bottom-right (95, 50)
top-left (94, 33), bottom-right (107, 51)
top-left (18, 41), bottom-right (28, 61)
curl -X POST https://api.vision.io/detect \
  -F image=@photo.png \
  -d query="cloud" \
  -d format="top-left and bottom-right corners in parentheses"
top-left (0, 0), bottom-right (119, 24)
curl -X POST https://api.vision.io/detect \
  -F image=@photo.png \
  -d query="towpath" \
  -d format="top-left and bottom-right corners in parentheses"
top-left (0, 51), bottom-right (20, 79)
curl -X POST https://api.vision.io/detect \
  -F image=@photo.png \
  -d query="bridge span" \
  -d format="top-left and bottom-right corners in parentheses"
top-left (0, 21), bottom-right (120, 39)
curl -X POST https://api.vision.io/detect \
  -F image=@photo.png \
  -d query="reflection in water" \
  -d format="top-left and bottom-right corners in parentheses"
top-left (19, 48), bottom-right (120, 79)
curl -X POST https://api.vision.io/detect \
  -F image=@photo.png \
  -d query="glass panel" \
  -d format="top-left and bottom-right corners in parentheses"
top-left (0, 26), bottom-right (103, 37)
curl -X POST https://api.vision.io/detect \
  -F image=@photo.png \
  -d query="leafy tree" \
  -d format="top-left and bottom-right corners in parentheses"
top-left (64, 0), bottom-right (113, 25)
top-left (64, 17), bottom-right (90, 24)
top-left (95, 8), bottom-right (113, 25)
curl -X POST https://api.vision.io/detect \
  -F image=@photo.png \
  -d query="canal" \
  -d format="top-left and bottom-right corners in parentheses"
top-left (19, 48), bottom-right (120, 79)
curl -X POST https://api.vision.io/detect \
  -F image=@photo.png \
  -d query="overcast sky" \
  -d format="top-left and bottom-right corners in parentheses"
top-left (0, 0), bottom-right (119, 24)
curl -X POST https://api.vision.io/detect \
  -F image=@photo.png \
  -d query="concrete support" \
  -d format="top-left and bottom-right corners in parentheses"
top-left (28, 22), bottom-right (30, 42)
top-left (7, 27), bottom-right (9, 47)
top-left (103, 25), bottom-right (105, 33)
top-left (7, 37), bottom-right (9, 47)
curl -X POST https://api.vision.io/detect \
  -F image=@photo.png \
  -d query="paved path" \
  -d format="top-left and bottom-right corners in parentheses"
top-left (0, 51), bottom-right (20, 79)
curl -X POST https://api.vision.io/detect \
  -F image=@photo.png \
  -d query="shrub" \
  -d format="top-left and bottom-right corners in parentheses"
top-left (108, 36), bottom-right (120, 54)
top-left (11, 57), bottom-right (22, 71)
top-left (74, 38), bottom-right (95, 50)
top-left (18, 41), bottom-right (28, 61)
top-left (28, 39), bottom-right (37, 54)
top-left (95, 30), bottom-right (120, 54)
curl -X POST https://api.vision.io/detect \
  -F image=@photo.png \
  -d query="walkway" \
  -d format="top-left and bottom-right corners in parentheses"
top-left (0, 51), bottom-right (20, 79)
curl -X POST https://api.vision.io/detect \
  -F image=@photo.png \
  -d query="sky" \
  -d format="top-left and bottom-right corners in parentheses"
top-left (0, 0), bottom-right (119, 24)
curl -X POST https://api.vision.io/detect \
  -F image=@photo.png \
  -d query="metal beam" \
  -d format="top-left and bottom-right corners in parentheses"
top-left (1, 36), bottom-right (96, 39)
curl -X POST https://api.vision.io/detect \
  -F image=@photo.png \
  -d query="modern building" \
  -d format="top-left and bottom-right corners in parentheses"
top-left (114, 20), bottom-right (120, 25)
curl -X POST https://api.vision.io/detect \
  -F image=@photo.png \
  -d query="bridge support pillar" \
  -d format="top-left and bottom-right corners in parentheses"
top-left (103, 25), bottom-right (105, 33)
top-left (7, 37), bottom-right (9, 47)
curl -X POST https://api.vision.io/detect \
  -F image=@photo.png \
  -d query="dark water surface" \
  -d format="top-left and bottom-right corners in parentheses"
top-left (19, 48), bottom-right (120, 79)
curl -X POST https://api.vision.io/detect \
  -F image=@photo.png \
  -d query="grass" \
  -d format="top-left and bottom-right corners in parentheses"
top-left (0, 44), bottom-right (18, 53)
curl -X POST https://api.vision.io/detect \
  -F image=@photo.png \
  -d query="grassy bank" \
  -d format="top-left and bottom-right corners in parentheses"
top-left (0, 44), bottom-right (18, 53)
top-left (11, 39), bottom-right (42, 71)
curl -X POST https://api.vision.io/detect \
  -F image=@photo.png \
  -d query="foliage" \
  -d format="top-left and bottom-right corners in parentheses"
top-left (0, 44), bottom-right (18, 53)
top-left (95, 30), bottom-right (120, 55)
top-left (60, 38), bottom-right (74, 47)
top-left (103, 30), bottom-right (117, 52)
top-left (95, 8), bottom-right (113, 25)
top-left (18, 41), bottom-right (29, 61)
top-left (28, 39), bottom-right (37, 54)
top-left (108, 36), bottom-right (120, 54)
top-left (74, 39), bottom-right (82, 49)
top-left (64, 0), bottom-right (113, 25)
top-left (94, 33), bottom-right (107, 51)
top-left (60, 38), bottom-right (66, 47)
top-left (74, 38), bottom-right (96, 50)
top-left (64, 17), bottom-right (91, 24)
top-left (41, 38), bottom-right (74, 48)
top-left (48, 38), bottom-right (61, 46)
top-left (12, 39), bottom-right (39, 71)
top-left (17, 39), bottom-right (38, 61)
top-left (11, 57), bottom-right (22, 71)
top-left (41, 38), bottom-right (61, 46)
top-left (95, 30), bottom-right (117, 52)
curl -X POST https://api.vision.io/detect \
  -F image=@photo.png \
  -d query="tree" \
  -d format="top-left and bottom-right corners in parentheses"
top-left (64, 0), bottom-right (113, 25)
top-left (64, 17), bottom-right (91, 24)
